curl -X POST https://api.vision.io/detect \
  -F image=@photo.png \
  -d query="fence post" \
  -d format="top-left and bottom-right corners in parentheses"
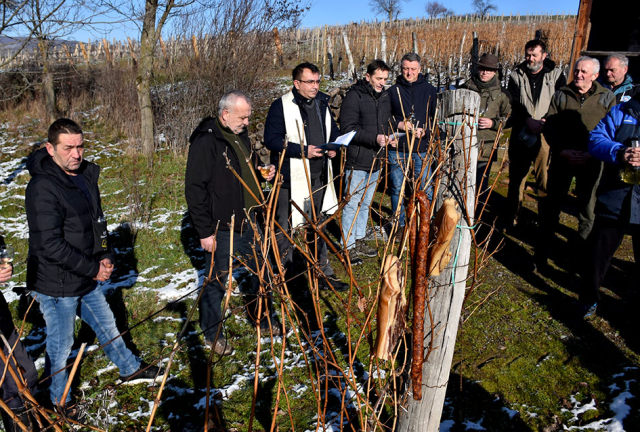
top-left (396, 89), bottom-right (480, 432)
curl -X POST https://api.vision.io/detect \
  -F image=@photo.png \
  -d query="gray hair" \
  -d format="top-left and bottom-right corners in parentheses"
top-left (604, 53), bottom-right (629, 69)
top-left (575, 56), bottom-right (600, 74)
top-left (401, 52), bottom-right (421, 64)
top-left (218, 90), bottom-right (252, 117)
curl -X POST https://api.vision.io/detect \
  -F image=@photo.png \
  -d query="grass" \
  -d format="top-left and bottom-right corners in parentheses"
top-left (1, 110), bottom-right (640, 431)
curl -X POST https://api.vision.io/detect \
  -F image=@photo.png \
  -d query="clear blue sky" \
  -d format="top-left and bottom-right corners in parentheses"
top-left (69, 0), bottom-right (580, 43)
top-left (301, 0), bottom-right (579, 27)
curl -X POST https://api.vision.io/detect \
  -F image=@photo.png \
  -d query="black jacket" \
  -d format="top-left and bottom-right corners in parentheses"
top-left (389, 73), bottom-right (438, 153)
top-left (339, 78), bottom-right (392, 172)
top-left (185, 117), bottom-right (256, 236)
top-left (264, 87), bottom-right (340, 188)
top-left (26, 148), bottom-right (112, 297)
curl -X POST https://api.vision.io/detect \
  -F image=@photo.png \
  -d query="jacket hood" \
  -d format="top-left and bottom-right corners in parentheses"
top-left (27, 147), bottom-right (94, 185)
top-left (517, 57), bottom-right (557, 74)
top-left (26, 147), bottom-right (49, 176)
top-left (189, 116), bottom-right (250, 146)
top-left (189, 116), bottom-right (218, 144)
top-left (395, 73), bottom-right (427, 87)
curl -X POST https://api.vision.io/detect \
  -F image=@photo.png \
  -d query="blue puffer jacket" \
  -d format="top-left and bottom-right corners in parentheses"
top-left (589, 97), bottom-right (640, 223)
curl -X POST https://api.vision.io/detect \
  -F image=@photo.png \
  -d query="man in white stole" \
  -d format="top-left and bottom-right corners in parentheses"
top-left (264, 62), bottom-right (348, 292)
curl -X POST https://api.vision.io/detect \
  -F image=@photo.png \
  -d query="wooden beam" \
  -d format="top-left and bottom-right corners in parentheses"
top-left (568, 0), bottom-right (593, 81)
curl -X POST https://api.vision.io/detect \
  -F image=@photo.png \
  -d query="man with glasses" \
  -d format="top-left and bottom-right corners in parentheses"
top-left (504, 39), bottom-right (566, 230)
top-left (264, 62), bottom-right (348, 292)
top-left (460, 53), bottom-right (511, 200)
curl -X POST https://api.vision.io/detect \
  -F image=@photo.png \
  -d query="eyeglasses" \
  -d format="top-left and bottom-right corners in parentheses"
top-left (478, 68), bottom-right (496, 73)
top-left (297, 79), bottom-right (321, 85)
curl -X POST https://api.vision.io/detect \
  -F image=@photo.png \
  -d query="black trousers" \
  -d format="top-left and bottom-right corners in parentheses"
top-left (200, 214), bottom-right (271, 343)
top-left (0, 295), bottom-right (38, 410)
top-left (274, 179), bottom-right (334, 276)
top-left (580, 216), bottom-right (640, 305)
top-left (537, 157), bottom-right (602, 258)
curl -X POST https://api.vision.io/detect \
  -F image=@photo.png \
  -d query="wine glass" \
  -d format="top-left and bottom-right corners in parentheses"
top-left (0, 245), bottom-right (14, 287)
top-left (259, 164), bottom-right (272, 192)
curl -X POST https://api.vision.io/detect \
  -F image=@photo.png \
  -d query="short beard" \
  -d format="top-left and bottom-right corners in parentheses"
top-left (526, 60), bottom-right (543, 73)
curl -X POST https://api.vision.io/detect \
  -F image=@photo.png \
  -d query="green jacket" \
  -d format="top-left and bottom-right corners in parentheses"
top-left (461, 75), bottom-right (512, 161)
top-left (543, 81), bottom-right (616, 152)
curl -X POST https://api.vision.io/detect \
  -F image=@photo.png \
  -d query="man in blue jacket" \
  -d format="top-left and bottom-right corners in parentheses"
top-left (264, 62), bottom-right (348, 292)
top-left (26, 119), bottom-right (162, 415)
top-left (581, 94), bottom-right (640, 317)
top-left (598, 54), bottom-right (639, 104)
top-left (388, 53), bottom-right (437, 240)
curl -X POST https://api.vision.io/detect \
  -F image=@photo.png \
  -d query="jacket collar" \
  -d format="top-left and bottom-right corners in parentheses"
top-left (395, 73), bottom-right (426, 87)
top-left (517, 57), bottom-right (557, 75)
top-left (27, 147), bottom-right (94, 188)
top-left (291, 86), bottom-right (330, 106)
top-left (188, 116), bottom-right (250, 148)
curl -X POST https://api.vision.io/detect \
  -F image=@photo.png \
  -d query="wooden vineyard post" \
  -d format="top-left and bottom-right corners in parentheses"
top-left (396, 89), bottom-right (480, 432)
top-left (342, 30), bottom-right (355, 79)
top-left (273, 27), bottom-right (284, 67)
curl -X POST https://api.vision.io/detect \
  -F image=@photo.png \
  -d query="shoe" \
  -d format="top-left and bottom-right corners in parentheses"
top-left (583, 303), bottom-right (597, 319)
top-left (54, 402), bottom-right (86, 424)
top-left (348, 248), bottom-right (363, 266)
top-left (206, 337), bottom-right (233, 356)
top-left (355, 240), bottom-right (377, 258)
top-left (120, 362), bottom-right (165, 384)
top-left (260, 316), bottom-right (283, 337)
top-left (318, 275), bottom-right (349, 292)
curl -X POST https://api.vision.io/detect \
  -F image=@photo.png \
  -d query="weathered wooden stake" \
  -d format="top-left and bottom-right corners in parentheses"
top-left (396, 88), bottom-right (480, 432)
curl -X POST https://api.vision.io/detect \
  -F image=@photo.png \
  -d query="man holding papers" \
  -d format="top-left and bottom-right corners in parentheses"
top-left (264, 62), bottom-right (348, 292)
top-left (339, 60), bottom-right (395, 264)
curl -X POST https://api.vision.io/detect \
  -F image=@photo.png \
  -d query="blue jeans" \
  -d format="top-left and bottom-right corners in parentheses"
top-left (342, 169), bottom-right (380, 249)
top-left (34, 286), bottom-right (140, 405)
top-left (388, 151), bottom-right (433, 226)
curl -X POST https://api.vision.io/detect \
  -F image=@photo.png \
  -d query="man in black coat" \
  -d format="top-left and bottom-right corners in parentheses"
top-left (26, 119), bottom-right (162, 413)
top-left (264, 62), bottom-right (348, 292)
top-left (186, 91), bottom-right (280, 355)
top-left (339, 60), bottom-right (395, 264)
top-left (388, 53), bottom-right (438, 238)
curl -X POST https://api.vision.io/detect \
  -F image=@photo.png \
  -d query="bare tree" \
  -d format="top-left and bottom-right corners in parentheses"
top-left (471, 0), bottom-right (496, 16)
top-left (10, 0), bottom-right (90, 121)
top-left (425, 1), bottom-right (452, 18)
top-left (369, 0), bottom-right (407, 22)
top-left (100, 0), bottom-right (307, 156)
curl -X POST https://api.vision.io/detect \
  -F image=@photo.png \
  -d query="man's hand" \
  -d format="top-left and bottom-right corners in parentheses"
top-left (307, 145), bottom-right (324, 158)
top-left (94, 258), bottom-right (114, 282)
top-left (327, 150), bottom-right (337, 158)
top-left (0, 263), bottom-right (12, 283)
top-left (525, 117), bottom-right (545, 135)
top-left (265, 164), bottom-right (276, 181)
top-left (200, 235), bottom-right (216, 253)
top-left (623, 147), bottom-right (640, 167)
top-left (478, 118), bottom-right (493, 130)
top-left (377, 134), bottom-right (397, 148)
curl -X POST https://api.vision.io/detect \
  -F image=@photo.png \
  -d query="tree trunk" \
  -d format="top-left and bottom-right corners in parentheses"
top-left (397, 89), bottom-right (480, 432)
top-left (138, 0), bottom-right (158, 156)
top-left (38, 38), bottom-right (57, 123)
